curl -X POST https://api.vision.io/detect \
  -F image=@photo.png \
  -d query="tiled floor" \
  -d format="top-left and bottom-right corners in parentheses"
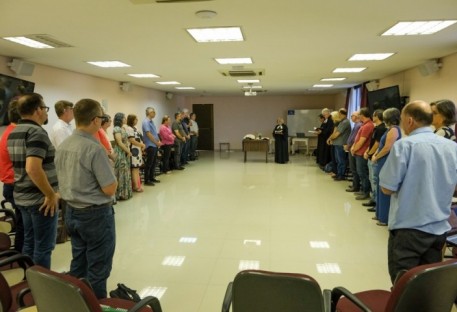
top-left (51, 150), bottom-right (403, 311)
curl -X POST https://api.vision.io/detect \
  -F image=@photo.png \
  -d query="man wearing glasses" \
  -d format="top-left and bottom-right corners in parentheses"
top-left (55, 98), bottom-right (117, 299)
top-left (7, 93), bottom-right (59, 269)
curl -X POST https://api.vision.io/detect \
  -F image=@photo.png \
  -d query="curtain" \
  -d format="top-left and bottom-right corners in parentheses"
top-left (347, 86), bottom-right (362, 127)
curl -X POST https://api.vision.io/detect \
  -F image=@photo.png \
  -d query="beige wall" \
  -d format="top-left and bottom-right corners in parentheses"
top-left (183, 94), bottom-right (345, 149)
top-left (380, 51), bottom-right (457, 104)
top-left (0, 55), bottom-right (177, 139)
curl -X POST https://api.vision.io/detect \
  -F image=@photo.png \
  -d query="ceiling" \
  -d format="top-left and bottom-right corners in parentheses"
top-left (1, 0), bottom-right (456, 96)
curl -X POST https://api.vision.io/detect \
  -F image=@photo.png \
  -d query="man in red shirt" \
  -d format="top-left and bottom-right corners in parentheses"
top-left (350, 107), bottom-right (375, 200)
top-left (0, 99), bottom-right (24, 251)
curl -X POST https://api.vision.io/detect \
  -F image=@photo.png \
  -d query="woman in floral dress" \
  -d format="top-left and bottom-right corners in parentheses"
top-left (113, 112), bottom-right (132, 200)
top-left (126, 114), bottom-right (145, 192)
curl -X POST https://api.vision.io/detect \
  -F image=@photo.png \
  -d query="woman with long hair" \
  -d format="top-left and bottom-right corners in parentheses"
top-left (126, 114), bottom-right (146, 192)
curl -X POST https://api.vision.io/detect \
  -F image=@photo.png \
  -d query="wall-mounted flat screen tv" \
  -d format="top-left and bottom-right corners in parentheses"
top-left (0, 73), bottom-right (35, 125)
top-left (367, 85), bottom-right (401, 115)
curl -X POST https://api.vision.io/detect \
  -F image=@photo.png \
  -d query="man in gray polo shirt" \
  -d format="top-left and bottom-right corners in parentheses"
top-left (327, 108), bottom-right (351, 180)
top-left (55, 98), bottom-right (117, 299)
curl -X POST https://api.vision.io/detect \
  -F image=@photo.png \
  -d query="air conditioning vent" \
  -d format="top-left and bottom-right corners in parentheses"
top-left (28, 34), bottom-right (73, 48)
top-left (220, 69), bottom-right (265, 77)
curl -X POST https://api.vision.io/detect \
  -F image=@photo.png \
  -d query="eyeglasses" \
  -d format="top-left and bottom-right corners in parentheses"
top-left (39, 106), bottom-right (50, 112)
top-left (92, 115), bottom-right (106, 121)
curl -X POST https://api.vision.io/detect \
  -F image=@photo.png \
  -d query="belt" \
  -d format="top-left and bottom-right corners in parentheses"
top-left (68, 202), bottom-right (112, 211)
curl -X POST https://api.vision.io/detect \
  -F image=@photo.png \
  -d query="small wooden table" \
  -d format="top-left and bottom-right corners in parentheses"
top-left (242, 139), bottom-right (269, 163)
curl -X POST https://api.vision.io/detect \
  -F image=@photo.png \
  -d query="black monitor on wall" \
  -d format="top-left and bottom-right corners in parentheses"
top-left (367, 85), bottom-right (401, 115)
top-left (0, 73), bottom-right (35, 125)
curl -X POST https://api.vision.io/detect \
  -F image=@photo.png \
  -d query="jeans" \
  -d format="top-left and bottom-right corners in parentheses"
top-left (181, 139), bottom-right (190, 163)
top-left (334, 145), bottom-right (347, 178)
top-left (173, 140), bottom-right (182, 168)
top-left (65, 204), bottom-right (116, 299)
top-left (189, 135), bottom-right (198, 159)
top-left (355, 155), bottom-right (370, 194)
top-left (17, 203), bottom-right (58, 269)
top-left (367, 159), bottom-right (378, 202)
top-left (144, 146), bottom-right (158, 182)
top-left (3, 184), bottom-right (24, 252)
top-left (348, 152), bottom-right (360, 190)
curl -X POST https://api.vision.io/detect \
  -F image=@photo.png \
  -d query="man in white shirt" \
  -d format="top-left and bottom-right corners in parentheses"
top-left (50, 100), bottom-right (74, 147)
top-left (189, 112), bottom-right (199, 160)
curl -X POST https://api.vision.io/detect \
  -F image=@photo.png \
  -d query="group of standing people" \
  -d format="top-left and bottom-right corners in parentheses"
top-left (0, 92), bottom-right (200, 299)
top-left (318, 100), bottom-right (457, 285)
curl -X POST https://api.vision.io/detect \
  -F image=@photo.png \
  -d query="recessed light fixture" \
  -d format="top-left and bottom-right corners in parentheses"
top-left (321, 78), bottom-right (346, 81)
top-left (237, 79), bottom-right (259, 83)
top-left (186, 27), bottom-right (244, 43)
top-left (156, 81), bottom-right (181, 85)
top-left (349, 53), bottom-right (395, 61)
top-left (215, 58), bottom-right (253, 65)
top-left (128, 73), bottom-right (160, 78)
top-left (333, 68), bottom-right (366, 73)
top-left (3, 36), bottom-right (53, 49)
top-left (175, 87), bottom-right (195, 90)
top-left (382, 20), bottom-right (457, 36)
top-left (313, 84), bottom-right (333, 88)
top-left (87, 61), bottom-right (130, 68)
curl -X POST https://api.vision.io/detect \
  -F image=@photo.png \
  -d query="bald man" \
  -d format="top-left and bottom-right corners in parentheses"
top-left (379, 100), bottom-right (457, 283)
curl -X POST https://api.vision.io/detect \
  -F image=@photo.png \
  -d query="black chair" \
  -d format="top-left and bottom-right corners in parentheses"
top-left (222, 269), bottom-right (331, 312)
top-left (331, 259), bottom-right (457, 312)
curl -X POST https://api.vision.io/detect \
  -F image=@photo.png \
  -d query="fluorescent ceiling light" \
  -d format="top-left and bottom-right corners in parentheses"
top-left (243, 85), bottom-right (262, 89)
top-left (187, 27), bottom-right (244, 42)
top-left (333, 68), bottom-right (366, 73)
top-left (382, 20), bottom-right (457, 36)
top-left (349, 53), bottom-right (394, 61)
top-left (321, 78), bottom-right (346, 81)
top-left (3, 36), bottom-right (53, 49)
top-left (87, 61), bottom-right (130, 68)
top-left (237, 79), bottom-right (259, 83)
top-left (128, 73), bottom-right (160, 78)
top-left (215, 57), bottom-right (253, 65)
top-left (175, 87), bottom-right (195, 90)
top-left (156, 81), bottom-right (181, 85)
top-left (313, 84), bottom-right (333, 88)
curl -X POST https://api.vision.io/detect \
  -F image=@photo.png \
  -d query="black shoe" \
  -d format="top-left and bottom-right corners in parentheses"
top-left (346, 187), bottom-right (359, 192)
top-left (362, 201), bottom-right (376, 207)
top-left (334, 176), bottom-right (345, 181)
top-left (152, 179), bottom-right (161, 183)
top-left (177, 167), bottom-right (185, 170)
top-left (356, 193), bottom-right (370, 200)
top-left (367, 207), bottom-right (376, 212)
top-left (145, 181), bottom-right (155, 186)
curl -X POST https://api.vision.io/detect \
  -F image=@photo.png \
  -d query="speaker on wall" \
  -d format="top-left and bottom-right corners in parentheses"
top-left (8, 59), bottom-right (35, 76)
top-left (418, 60), bottom-right (441, 76)
top-left (120, 82), bottom-right (132, 92)
top-left (166, 92), bottom-right (173, 100)
top-left (365, 80), bottom-right (379, 92)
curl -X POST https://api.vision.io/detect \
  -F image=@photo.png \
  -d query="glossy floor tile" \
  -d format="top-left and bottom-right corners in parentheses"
top-left (51, 151), bottom-right (404, 311)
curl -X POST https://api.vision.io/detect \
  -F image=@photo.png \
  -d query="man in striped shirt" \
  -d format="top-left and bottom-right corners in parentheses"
top-left (7, 93), bottom-right (59, 268)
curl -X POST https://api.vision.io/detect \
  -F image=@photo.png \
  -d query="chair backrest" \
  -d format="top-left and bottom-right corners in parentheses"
top-left (0, 272), bottom-right (12, 312)
top-left (386, 259), bottom-right (457, 312)
top-left (231, 270), bottom-right (325, 312)
top-left (26, 266), bottom-right (102, 312)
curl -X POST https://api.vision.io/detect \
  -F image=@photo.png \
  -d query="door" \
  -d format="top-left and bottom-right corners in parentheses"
top-left (192, 104), bottom-right (214, 150)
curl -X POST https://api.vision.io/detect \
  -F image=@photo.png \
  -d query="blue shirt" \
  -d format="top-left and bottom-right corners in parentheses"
top-left (379, 127), bottom-right (457, 234)
top-left (142, 117), bottom-right (159, 148)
